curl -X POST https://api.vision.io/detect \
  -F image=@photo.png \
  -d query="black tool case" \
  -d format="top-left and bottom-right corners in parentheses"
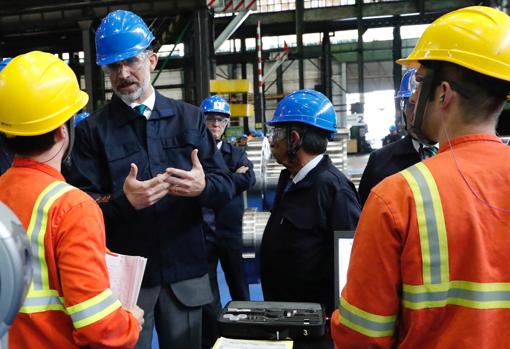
top-left (218, 301), bottom-right (326, 340)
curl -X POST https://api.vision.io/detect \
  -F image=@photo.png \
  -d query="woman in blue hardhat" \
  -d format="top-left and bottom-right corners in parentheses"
top-left (260, 89), bottom-right (360, 317)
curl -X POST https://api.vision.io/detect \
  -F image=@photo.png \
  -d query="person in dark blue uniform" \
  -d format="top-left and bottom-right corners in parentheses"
top-left (200, 95), bottom-right (256, 348)
top-left (0, 58), bottom-right (13, 175)
top-left (63, 10), bottom-right (234, 349)
top-left (382, 124), bottom-right (402, 145)
top-left (358, 69), bottom-right (437, 206)
top-left (260, 90), bottom-right (361, 317)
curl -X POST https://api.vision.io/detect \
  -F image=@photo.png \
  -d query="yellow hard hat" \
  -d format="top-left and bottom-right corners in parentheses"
top-left (397, 6), bottom-right (510, 82)
top-left (0, 51), bottom-right (88, 137)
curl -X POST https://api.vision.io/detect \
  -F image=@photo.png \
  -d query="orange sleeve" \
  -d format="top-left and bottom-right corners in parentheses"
top-left (55, 198), bottom-right (139, 349)
top-left (331, 179), bottom-right (408, 348)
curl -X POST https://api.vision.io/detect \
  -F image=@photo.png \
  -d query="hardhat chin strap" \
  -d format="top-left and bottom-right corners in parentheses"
top-left (411, 67), bottom-right (438, 146)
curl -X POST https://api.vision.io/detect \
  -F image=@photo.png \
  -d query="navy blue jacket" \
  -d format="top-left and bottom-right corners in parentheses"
top-left (358, 135), bottom-right (421, 206)
top-left (260, 155), bottom-right (360, 314)
top-left (0, 136), bottom-right (13, 175)
top-left (203, 142), bottom-right (255, 246)
top-left (64, 92), bottom-right (235, 287)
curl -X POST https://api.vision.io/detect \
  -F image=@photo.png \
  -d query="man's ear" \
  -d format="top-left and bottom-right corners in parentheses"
top-left (439, 81), bottom-right (454, 107)
top-left (54, 124), bottom-right (66, 142)
top-left (148, 52), bottom-right (158, 72)
top-left (289, 129), bottom-right (301, 146)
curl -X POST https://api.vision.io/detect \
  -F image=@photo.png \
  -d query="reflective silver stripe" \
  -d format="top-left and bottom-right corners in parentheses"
top-left (29, 182), bottom-right (71, 290)
top-left (69, 292), bottom-right (119, 323)
top-left (407, 165), bottom-right (442, 284)
top-left (402, 164), bottom-right (510, 310)
top-left (340, 302), bottom-right (395, 333)
top-left (404, 288), bottom-right (510, 303)
top-left (23, 295), bottom-right (62, 307)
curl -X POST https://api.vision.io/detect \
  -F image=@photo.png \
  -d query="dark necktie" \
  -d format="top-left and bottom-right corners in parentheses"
top-left (133, 104), bottom-right (147, 116)
top-left (419, 144), bottom-right (438, 160)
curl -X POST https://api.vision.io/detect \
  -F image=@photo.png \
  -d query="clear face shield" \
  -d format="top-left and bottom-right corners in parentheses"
top-left (400, 72), bottom-right (418, 131)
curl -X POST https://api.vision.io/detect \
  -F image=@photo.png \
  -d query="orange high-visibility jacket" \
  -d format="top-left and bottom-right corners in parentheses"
top-left (332, 134), bottom-right (510, 348)
top-left (0, 158), bottom-right (139, 349)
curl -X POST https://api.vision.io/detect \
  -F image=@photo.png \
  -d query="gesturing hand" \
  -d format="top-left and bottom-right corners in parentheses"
top-left (165, 149), bottom-right (206, 197)
top-left (123, 163), bottom-right (170, 210)
top-left (235, 165), bottom-right (249, 174)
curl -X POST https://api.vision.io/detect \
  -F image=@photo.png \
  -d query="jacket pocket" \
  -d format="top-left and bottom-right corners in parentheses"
top-left (281, 207), bottom-right (326, 277)
top-left (162, 129), bottom-right (201, 169)
top-left (105, 142), bottom-right (142, 192)
top-left (283, 207), bottom-right (315, 230)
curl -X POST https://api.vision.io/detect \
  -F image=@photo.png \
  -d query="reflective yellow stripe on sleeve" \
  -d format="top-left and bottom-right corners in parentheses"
top-left (27, 181), bottom-right (74, 292)
top-left (400, 163), bottom-right (510, 310)
top-left (19, 181), bottom-right (122, 329)
top-left (400, 162), bottom-right (449, 285)
top-left (339, 298), bottom-right (396, 338)
top-left (21, 182), bottom-right (73, 313)
top-left (67, 289), bottom-right (122, 328)
top-left (19, 289), bottom-right (65, 313)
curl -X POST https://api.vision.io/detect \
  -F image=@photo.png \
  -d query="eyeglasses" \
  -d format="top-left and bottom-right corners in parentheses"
top-left (103, 52), bottom-right (149, 74)
top-left (206, 116), bottom-right (229, 126)
top-left (267, 127), bottom-right (287, 143)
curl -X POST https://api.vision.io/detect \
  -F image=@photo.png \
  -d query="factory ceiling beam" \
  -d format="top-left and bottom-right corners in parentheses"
top-left (213, 0), bottom-right (478, 38)
top-left (0, 0), bottom-right (204, 56)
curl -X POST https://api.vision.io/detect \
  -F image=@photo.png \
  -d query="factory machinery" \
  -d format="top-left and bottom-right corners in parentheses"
top-left (0, 204), bottom-right (32, 349)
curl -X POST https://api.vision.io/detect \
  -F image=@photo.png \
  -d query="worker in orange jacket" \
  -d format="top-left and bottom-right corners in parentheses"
top-left (0, 51), bottom-right (143, 348)
top-left (331, 6), bottom-right (510, 348)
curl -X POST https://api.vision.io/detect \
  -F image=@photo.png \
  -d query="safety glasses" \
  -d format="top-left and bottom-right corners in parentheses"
top-left (206, 115), bottom-right (229, 126)
top-left (103, 51), bottom-right (150, 74)
top-left (267, 127), bottom-right (287, 143)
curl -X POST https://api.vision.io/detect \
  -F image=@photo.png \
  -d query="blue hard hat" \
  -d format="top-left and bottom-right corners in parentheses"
top-left (200, 95), bottom-right (231, 117)
top-left (268, 89), bottom-right (336, 133)
top-left (95, 10), bottom-right (155, 66)
top-left (395, 69), bottom-right (416, 99)
top-left (389, 125), bottom-right (397, 132)
top-left (0, 58), bottom-right (12, 72)
top-left (74, 111), bottom-right (90, 127)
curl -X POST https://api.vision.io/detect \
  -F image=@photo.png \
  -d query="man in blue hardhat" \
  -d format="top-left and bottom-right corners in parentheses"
top-left (64, 10), bottom-right (235, 349)
top-left (358, 69), bottom-right (437, 206)
top-left (0, 58), bottom-right (13, 175)
top-left (199, 95), bottom-right (256, 348)
top-left (382, 124), bottom-right (401, 145)
top-left (260, 89), bottom-right (360, 318)
top-left (73, 111), bottom-right (90, 127)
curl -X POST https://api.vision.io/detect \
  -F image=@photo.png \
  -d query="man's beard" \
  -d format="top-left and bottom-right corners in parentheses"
top-left (112, 71), bottom-right (150, 104)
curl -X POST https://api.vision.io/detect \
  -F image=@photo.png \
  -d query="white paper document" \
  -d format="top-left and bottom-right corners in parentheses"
top-left (105, 252), bottom-right (147, 309)
top-left (338, 238), bottom-right (353, 295)
top-left (213, 337), bottom-right (293, 349)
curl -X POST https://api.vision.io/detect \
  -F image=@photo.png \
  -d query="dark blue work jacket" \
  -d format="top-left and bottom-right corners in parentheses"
top-left (260, 155), bottom-right (360, 314)
top-left (358, 135), bottom-right (421, 206)
top-left (64, 92), bottom-right (235, 286)
top-left (0, 136), bottom-right (13, 175)
top-left (203, 142), bottom-right (256, 247)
